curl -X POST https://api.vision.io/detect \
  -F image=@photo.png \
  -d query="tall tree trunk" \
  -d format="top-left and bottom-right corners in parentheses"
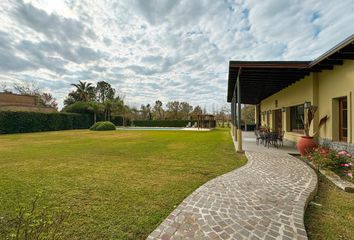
top-left (94, 112), bottom-right (97, 123)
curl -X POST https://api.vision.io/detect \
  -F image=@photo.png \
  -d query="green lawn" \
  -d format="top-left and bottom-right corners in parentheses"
top-left (305, 174), bottom-right (354, 240)
top-left (0, 128), bottom-right (245, 240)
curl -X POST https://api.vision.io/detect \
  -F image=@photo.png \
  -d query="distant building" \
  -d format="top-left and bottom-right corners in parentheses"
top-left (0, 92), bottom-right (56, 113)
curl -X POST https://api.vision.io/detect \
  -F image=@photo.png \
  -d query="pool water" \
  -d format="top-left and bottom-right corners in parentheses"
top-left (117, 127), bottom-right (184, 131)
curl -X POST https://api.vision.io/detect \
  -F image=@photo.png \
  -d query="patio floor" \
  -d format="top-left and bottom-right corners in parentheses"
top-left (147, 131), bottom-right (317, 240)
top-left (240, 131), bottom-right (299, 155)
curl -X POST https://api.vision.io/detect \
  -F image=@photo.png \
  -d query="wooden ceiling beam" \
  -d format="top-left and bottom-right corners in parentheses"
top-left (241, 73), bottom-right (308, 78)
top-left (320, 59), bottom-right (343, 65)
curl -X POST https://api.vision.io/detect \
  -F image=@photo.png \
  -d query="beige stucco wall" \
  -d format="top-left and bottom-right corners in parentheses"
top-left (317, 60), bottom-right (354, 143)
top-left (260, 74), bottom-right (316, 142)
top-left (259, 60), bottom-right (354, 144)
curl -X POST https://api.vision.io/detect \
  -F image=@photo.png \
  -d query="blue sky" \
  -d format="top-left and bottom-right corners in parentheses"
top-left (1, 0), bottom-right (354, 110)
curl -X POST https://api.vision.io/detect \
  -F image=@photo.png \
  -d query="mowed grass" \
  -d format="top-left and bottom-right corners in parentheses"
top-left (305, 174), bottom-right (354, 240)
top-left (0, 128), bottom-right (246, 239)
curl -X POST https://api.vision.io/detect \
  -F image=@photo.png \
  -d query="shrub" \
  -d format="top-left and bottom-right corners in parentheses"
top-left (0, 194), bottom-right (70, 239)
top-left (89, 122), bottom-right (100, 130)
top-left (90, 121), bottom-right (116, 131)
top-left (305, 146), bottom-right (353, 180)
top-left (0, 111), bottom-right (91, 134)
top-left (62, 101), bottom-right (92, 114)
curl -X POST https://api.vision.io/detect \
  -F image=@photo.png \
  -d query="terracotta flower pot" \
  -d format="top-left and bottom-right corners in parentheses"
top-left (297, 136), bottom-right (317, 156)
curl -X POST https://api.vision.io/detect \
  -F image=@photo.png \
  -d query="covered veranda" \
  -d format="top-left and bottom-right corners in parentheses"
top-left (227, 61), bottom-right (312, 152)
top-left (227, 35), bottom-right (354, 152)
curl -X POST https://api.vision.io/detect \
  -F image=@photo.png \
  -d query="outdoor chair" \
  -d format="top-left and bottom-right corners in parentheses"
top-left (186, 122), bottom-right (191, 128)
top-left (254, 130), bottom-right (263, 145)
top-left (278, 130), bottom-right (285, 147)
top-left (266, 132), bottom-right (279, 148)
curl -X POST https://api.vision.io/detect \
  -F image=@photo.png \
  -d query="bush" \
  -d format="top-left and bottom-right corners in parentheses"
top-left (0, 194), bottom-right (70, 240)
top-left (0, 111), bottom-right (91, 134)
top-left (132, 120), bottom-right (196, 127)
top-left (89, 122), bottom-right (100, 130)
top-left (62, 101), bottom-right (91, 114)
top-left (90, 121), bottom-right (116, 131)
top-left (305, 146), bottom-right (353, 181)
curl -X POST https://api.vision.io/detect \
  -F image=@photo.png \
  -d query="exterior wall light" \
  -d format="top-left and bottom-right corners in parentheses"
top-left (304, 101), bottom-right (311, 109)
top-left (282, 107), bottom-right (286, 112)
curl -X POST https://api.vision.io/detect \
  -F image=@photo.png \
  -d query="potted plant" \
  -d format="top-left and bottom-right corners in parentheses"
top-left (297, 105), bottom-right (328, 155)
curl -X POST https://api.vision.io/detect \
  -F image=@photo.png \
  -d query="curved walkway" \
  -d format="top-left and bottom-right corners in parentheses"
top-left (147, 147), bottom-right (317, 239)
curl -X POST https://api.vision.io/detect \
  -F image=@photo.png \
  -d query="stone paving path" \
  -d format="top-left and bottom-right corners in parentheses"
top-left (147, 149), bottom-right (317, 239)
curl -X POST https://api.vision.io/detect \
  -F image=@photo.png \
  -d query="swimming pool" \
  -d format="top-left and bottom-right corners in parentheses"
top-left (116, 127), bottom-right (211, 131)
top-left (117, 127), bottom-right (184, 131)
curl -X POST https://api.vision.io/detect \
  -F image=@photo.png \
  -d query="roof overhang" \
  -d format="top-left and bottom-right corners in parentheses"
top-left (227, 34), bottom-right (354, 103)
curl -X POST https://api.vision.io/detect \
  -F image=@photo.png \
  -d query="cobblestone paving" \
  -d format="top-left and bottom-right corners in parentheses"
top-left (147, 151), bottom-right (317, 240)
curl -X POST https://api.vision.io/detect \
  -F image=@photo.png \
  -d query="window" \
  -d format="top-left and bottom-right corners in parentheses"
top-left (339, 97), bottom-right (348, 142)
top-left (290, 104), bottom-right (304, 132)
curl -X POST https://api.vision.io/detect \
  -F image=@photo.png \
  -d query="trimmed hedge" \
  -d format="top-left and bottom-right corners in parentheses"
top-left (62, 101), bottom-right (91, 114)
top-left (111, 115), bottom-right (131, 126)
top-left (90, 121), bottom-right (116, 131)
top-left (0, 111), bottom-right (91, 134)
top-left (132, 120), bottom-right (197, 127)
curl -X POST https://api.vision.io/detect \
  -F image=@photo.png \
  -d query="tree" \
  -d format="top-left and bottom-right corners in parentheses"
top-left (112, 98), bottom-right (129, 126)
top-left (70, 81), bottom-right (95, 102)
top-left (215, 105), bottom-right (230, 128)
top-left (13, 81), bottom-right (58, 109)
top-left (140, 104), bottom-right (147, 120)
top-left (64, 91), bottom-right (81, 106)
top-left (166, 101), bottom-right (179, 120)
top-left (39, 93), bottom-right (58, 109)
top-left (1, 82), bottom-right (10, 92)
top-left (192, 105), bottom-right (203, 117)
top-left (88, 102), bottom-right (103, 123)
top-left (153, 100), bottom-right (164, 120)
top-left (146, 104), bottom-right (152, 120)
top-left (179, 102), bottom-right (193, 120)
top-left (103, 100), bottom-right (113, 121)
top-left (140, 104), bottom-right (152, 120)
top-left (95, 81), bottom-right (115, 103)
top-left (241, 105), bottom-right (255, 125)
top-left (13, 81), bottom-right (40, 96)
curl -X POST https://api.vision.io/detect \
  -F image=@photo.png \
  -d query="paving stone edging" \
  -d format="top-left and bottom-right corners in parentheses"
top-left (147, 139), bottom-right (318, 240)
top-left (301, 159), bottom-right (354, 193)
top-left (319, 169), bottom-right (354, 193)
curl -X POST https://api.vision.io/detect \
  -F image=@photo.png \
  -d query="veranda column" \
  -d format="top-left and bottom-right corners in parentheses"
top-left (231, 98), bottom-right (234, 136)
top-left (255, 104), bottom-right (260, 127)
top-left (233, 94), bottom-right (237, 141)
top-left (237, 68), bottom-right (244, 153)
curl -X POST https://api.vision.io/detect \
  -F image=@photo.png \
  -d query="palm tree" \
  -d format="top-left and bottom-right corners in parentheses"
top-left (71, 81), bottom-right (95, 102)
top-left (103, 100), bottom-right (113, 121)
top-left (112, 99), bottom-right (127, 126)
top-left (88, 102), bottom-right (103, 123)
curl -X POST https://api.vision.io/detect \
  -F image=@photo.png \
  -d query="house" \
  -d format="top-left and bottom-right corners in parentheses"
top-left (227, 34), bottom-right (354, 153)
top-left (0, 92), bottom-right (56, 113)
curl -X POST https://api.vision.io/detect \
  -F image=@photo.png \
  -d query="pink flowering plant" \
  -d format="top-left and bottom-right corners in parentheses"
top-left (305, 146), bottom-right (353, 182)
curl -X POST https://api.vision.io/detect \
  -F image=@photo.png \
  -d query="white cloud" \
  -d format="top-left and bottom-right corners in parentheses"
top-left (0, 0), bottom-right (354, 111)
